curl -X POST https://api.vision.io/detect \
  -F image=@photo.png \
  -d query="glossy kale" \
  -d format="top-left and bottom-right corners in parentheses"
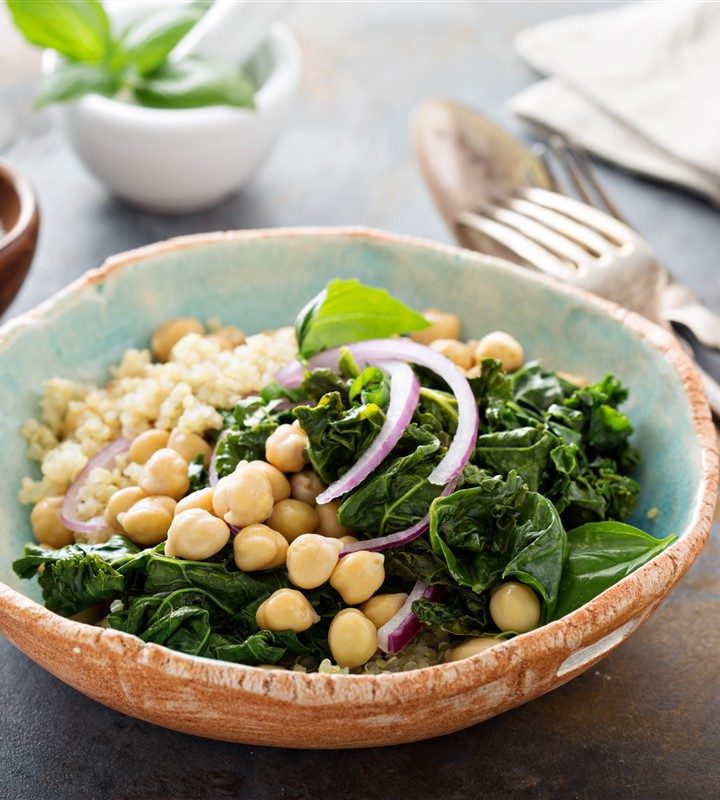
top-left (429, 470), bottom-right (567, 621)
top-left (471, 361), bottom-right (640, 526)
top-left (293, 385), bottom-right (386, 484)
top-left (214, 396), bottom-right (295, 477)
top-left (337, 424), bottom-right (445, 535)
top-left (12, 535), bottom-right (140, 616)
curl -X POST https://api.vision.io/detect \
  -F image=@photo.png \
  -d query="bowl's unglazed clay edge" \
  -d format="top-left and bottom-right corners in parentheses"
top-left (0, 228), bottom-right (716, 748)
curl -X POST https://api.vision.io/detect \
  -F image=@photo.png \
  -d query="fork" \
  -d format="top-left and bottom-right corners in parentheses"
top-left (534, 133), bottom-right (720, 353)
top-left (456, 162), bottom-right (720, 420)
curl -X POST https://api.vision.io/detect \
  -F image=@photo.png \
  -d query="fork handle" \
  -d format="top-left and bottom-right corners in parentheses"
top-left (696, 363), bottom-right (720, 424)
top-left (662, 287), bottom-right (720, 351)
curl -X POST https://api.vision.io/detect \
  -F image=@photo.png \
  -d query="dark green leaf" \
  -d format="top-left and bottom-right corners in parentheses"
top-left (295, 279), bottom-right (430, 360)
top-left (429, 471), bottom-right (567, 619)
top-left (132, 56), bottom-right (255, 109)
top-left (474, 427), bottom-right (558, 492)
top-left (7, 0), bottom-right (111, 63)
top-left (337, 424), bottom-right (444, 535)
top-left (553, 522), bottom-right (676, 620)
top-left (294, 392), bottom-right (385, 485)
top-left (34, 61), bottom-right (119, 107)
top-left (412, 593), bottom-right (490, 636)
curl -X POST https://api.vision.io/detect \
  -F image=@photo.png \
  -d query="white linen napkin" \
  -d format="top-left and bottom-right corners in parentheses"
top-left (508, 1), bottom-right (720, 205)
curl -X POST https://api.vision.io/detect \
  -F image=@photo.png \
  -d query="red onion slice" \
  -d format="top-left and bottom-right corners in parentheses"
top-left (279, 339), bottom-right (479, 489)
top-left (377, 580), bottom-right (444, 654)
top-left (315, 360), bottom-right (419, 505)
top-left (61, 437), bottom-right (131, 535)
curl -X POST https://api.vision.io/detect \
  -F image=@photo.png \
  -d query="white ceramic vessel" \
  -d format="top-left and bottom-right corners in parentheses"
top-left (43, 10), bottom-right (301, 213)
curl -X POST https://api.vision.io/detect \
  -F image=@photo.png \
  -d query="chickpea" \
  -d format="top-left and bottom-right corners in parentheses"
top-left (265, 423), bottom-right (307, 473)
top-left (151, 317), bottom-right (204, 362)
top-left (339, 535), bottom-right (359, 545)
top-left (315, 500), bottom-right (351, 538)
top-left (255, 588), bottom-right (319, 633)
top-left (128, 428), bottom-right (170, 465)
top-left (208, 325), bottom-right (245, 350)
top-left (167, 428), bottom-right (212, 466)
top-left (410, 308), bottom-right (461, 346)
top-left (328, 608), bottom-right (378, 668)
top-left (360, 592), bottom-right (408, 629)
top-left (489, 581), bottom-right (541, 633)
top-left (165, 509), bottom-right (230, 560)
top-left (175, 487), bottom-right (215, 515)
top-left (289, 470), bottom-right (325, 506)
top-left (212, 465), bottom-right (274, 527)
top-left (30, 497), bottom-right (74, 548)
top-left (266, 499), bottom-right (319, 543)
top-left (445, 636), bottom-right (500, 662)
top-left (233, 524), bottom-right (288, 571)
top-left (245, 460), bottom-right (291, 502)
top-left (104, 486), bottom-right (146, 531)
top-left (428, 339), bottom-right (474, 370)
top-left (138, 447), bottom-right (189, 500)
top-left (286, 534), bottom-right (343, 589)
top-left (118, 496), bottom-right (176, 546)
top-left (474, 331), bottom-right (524, 372)
top-left (329, 551), bottom-right (385, 605)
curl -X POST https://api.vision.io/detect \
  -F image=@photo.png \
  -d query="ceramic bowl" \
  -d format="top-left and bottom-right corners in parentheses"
top-left (0, 228), bottom-right (715, 748)
top-left (0, 158), bottom-right (39, 316)
top-left (43, 5), bottom-right (301, 213)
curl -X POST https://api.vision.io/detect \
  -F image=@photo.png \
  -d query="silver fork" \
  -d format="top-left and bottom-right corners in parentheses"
top-left (456, 159), bottom-right (720, 420)
top-left (539, 135), bottom-right (720, 351)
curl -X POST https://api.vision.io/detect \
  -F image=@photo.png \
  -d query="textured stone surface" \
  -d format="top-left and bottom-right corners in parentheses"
top-left (1, 1), bottom-right (719, 798)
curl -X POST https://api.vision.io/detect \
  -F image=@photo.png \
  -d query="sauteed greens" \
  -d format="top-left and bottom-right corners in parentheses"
top-left (14, 280), bottom-right (675, 671)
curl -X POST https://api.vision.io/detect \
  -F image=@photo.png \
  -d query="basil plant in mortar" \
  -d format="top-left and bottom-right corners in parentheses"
top-left (6, 0), bottom-right (256, 109)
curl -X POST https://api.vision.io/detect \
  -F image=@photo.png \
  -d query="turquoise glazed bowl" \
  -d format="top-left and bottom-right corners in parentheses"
top-left (0, 228), bottom-right (716, 747)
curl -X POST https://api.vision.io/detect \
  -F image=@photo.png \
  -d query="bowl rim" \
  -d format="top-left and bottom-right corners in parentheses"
top-left (41, 23), bottom-right (301, 128)
top-left (0, 226), bottom-right (717, 706)
top-left (0, 158), bottom-right (38, 254)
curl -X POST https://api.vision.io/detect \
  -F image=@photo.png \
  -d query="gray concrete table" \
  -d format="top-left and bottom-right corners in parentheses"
top-left (1, 3), bottom-right (719, 798)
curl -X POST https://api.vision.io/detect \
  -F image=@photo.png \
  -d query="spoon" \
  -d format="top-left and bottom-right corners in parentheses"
top-left (411, 99), bottom-right (554, 253)
top-left (171, 0), bottom-right (294, 66)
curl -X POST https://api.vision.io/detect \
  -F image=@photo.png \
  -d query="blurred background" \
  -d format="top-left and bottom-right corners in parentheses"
top-left (2, 0), bottom-right (719, 323)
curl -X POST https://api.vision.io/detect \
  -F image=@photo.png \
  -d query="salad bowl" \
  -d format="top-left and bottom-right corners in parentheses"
top-left (0, 228), bottom-right (715, 747)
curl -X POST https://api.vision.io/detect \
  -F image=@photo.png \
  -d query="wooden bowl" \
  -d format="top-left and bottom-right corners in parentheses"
top-left (0, 159), bottom-right (39, 316)
top-left (0, 229), bottom-right (716, 748)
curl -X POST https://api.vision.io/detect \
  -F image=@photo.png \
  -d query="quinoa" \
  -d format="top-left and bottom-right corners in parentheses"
top-left (18, 325), bottom-right (297, 524)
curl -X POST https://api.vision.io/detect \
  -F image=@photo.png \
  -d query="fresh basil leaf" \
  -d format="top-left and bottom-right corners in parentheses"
top-left (295, 279), bottom-right (430, 360)
top-left (34, 61), bottom-right (119, 108)
top-left (121, 4), bottom-right (206, 76)
top-left (7, 0), bottom-right (112, 63)
top-left (132, 56), bottom-right (255, 109)
top-left (553, 522), bottom-right (676, 620)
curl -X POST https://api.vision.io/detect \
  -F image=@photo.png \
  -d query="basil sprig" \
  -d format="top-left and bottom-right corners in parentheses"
top-left (6, 0), bottom-right (256, 110)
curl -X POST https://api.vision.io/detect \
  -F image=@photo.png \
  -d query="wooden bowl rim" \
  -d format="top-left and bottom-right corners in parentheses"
top-left (0, 158), bottom-right (38, 254)
top-left (0, 226), bottom-right (716, 706)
